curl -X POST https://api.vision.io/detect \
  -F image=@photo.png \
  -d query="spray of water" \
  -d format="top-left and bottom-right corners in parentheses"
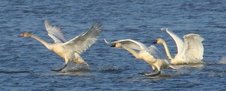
top-left (219, 56), bottom-right (226, 64)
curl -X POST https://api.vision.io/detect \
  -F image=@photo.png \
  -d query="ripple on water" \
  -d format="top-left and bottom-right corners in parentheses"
top-left (98, 65), bottom-right (130, 73)
top-left (0, 69), bottom-right (30, 74)
top-left (1, 0), bottom-right (226, 90)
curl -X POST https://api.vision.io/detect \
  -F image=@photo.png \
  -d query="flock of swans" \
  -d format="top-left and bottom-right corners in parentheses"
top-left (19, 20), bottom-right (204, 76)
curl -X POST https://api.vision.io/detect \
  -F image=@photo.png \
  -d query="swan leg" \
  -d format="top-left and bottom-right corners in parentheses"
top-left (144, 71), bottom-right (161, 77)
top-left (151, 66), bottom-right (156, 71)
top-left (51, 55), bottom-right (69, 72)
top-left (169, 65), bottom-right (176, 69)
top-left (51, 64), bottom-right (67, 72)
top-left (145, 65), bottom-right (161, 76)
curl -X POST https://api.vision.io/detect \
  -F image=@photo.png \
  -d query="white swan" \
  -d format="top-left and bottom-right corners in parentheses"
top-left (154, 28), bottom-right (204, 65)
top-left (105, 39), bottom-right (174, 76)
top-left (18, 20), bottom-right (102, 72)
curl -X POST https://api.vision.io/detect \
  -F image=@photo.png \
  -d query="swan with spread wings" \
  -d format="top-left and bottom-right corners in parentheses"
top-left (154, 28), bottom-right (204, 65)
top-left (105, 39), bottom-right (174, 76)
top-left (18, 20), bottom-right (102, 72)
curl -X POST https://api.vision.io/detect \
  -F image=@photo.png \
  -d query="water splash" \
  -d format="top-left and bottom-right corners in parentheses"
top-left (59, 62), bottom-right (90, 73)
top-left (98, 65), bottom-right (129, 73)
top-left (218, 56), bottom-right (226, 64)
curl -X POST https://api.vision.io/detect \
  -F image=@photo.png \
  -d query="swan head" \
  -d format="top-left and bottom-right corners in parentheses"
top-left (110, 43), bottom-right (122, 48)
top-left (18, 32), bottom-right (32, 38)
top-left (153, 38), bottom-right (166, 45)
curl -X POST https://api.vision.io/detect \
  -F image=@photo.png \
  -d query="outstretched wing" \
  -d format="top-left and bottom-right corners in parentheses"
top-left (148, 45), bottom-right (166, 59)
top-left (183, 33), bottom-right (204, 61)
top-left (112, 39), bottom-right (168, 64)
top-left (162, 28), bottom-right (184, 56)
top-left (112, 39), bottom-right (147, 51)
top-left (44, 20), bottom-right (66, 43)
top-left (63, 23), bottom-right (102, 54)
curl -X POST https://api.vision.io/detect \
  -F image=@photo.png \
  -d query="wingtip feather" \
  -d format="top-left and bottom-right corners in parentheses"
top-left (104, 39), bottom-right (111, 45)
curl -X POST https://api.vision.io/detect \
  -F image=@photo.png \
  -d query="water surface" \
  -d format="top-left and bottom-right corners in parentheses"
top-left (1, 0), bottom-right (226, 90)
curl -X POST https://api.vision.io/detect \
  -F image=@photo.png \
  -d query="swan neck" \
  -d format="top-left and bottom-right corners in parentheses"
top-left (161, 40), bottom-right (173, 59)
top-left (31, 34), bottom-right (52, 50)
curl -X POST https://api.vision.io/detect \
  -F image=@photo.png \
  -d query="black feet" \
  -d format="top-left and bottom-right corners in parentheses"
top-left (144, 71), bottom-right (161, 77)
top-left (51, 64), bottom-right (67, 72)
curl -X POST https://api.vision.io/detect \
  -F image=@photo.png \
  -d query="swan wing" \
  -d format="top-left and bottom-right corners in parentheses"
top-left (163, 28), bottom-right (184, 55)
top-left (44, 20), bottom-right (66, 43)
top-left (112, 39), bottom-right (162, 58)
top-left (63, 23), bottom-right (102, 54)
top-left (112, 39), bottom-right (147, 51)
top-left (183, 33), bottom-right (204, 61)
top-left (148, 45), bottom-right (166, 59)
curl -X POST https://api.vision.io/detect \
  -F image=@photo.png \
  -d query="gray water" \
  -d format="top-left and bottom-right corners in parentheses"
top-left (1, 0), bottom-right (226, 90)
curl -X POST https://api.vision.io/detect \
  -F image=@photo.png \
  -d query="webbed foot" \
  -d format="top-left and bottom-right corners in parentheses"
top-left (51, 64), bottom-right (67, 72)
top-left (144, 71), bottom-right (161, 77)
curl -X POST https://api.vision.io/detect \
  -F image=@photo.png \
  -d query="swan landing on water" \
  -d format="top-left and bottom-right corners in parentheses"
top-left (153, 28), bottom-right (204, 65)
top-left (18, 20), bottom-right (102, 72)
top-left (105, 39), bottom-right (175, 76)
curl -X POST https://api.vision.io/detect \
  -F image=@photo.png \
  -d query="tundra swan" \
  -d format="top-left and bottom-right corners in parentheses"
top-left (105, 39), bottom-right (174, 76)
top-left (154, 28), bottom-right (204, 65)
top-left (18, 20), bottom-right (102, 72)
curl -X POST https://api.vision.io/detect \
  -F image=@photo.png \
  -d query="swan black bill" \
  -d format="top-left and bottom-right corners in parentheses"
top-left (110, 43), bottom-right (116, 47)
top-left (18, 34), bottom-right (24, 37)
top-left (152, 40), bottom-right (157, 44)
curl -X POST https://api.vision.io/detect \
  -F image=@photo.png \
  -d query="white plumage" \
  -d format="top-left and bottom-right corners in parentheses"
top-left (106, 39), bottom-right (174, 76)
top-left (19, 20), bottom-right (102, 72)
top-left (156, 28), bottom-right (204, 64)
